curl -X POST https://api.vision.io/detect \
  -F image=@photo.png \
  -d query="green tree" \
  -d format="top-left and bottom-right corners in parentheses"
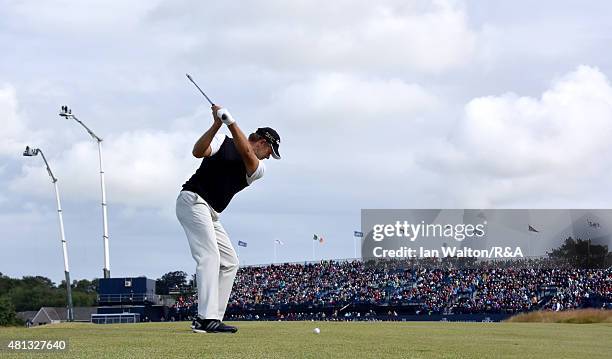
top-left (155, 271), bottom-right (188, 295)
top-left (8, 286), bottom-right (64, 312)
top-left (547, 237), bottom-right (612, 268)
top-left (0, 273), bottom-right (18, 296)
top-left (20, 276), bottom-right (55, 289)
top-left (74, 279), bottom-right (98, 293)
top-left (0, 296), bottom-right (21, 326)
top-left (71, 291), bottom-right (97, 307)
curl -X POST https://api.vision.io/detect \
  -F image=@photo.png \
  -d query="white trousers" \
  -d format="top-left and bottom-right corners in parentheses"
top-left (176, 191), bottom-right (239, 320)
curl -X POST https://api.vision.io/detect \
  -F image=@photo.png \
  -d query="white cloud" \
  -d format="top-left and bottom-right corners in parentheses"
top-left (475, 18), bottom-right (594, 73)
top-left (0, 85), bottom-right (30, 156)
top-left (260, 73), bottom-right (439, 131)
top-left (4, 1), bottom-right (159, 33)
top-left (151, 0), bottom-right (476, 73)
top-left (11, 130), bottom-right (198, 208)
top-left (423, 66), bottom-right (612, 206)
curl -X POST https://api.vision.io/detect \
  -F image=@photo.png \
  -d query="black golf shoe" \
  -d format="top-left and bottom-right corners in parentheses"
top-left (192, 318), bottom-right (238, 333)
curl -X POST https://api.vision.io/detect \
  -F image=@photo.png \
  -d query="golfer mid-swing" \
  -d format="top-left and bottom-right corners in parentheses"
top-left (176, 104), bottom-right (281, 333)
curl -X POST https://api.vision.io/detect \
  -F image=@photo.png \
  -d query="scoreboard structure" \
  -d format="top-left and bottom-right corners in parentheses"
top-left (93, 277), bottom-right (165, 323)
top-left (98, 277), bottom-right (156, 304)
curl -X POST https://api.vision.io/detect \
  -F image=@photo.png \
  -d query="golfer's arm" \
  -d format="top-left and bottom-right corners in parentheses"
top-left (192, 122), bottom-right (223, 158)
top-left (227, 123), bottom-right (259, 175)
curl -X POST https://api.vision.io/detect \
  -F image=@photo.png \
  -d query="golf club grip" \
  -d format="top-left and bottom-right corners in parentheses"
top-left (211, 103), bottom-right (228, 118)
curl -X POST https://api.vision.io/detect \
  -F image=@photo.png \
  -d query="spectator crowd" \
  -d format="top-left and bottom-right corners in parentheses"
top-left (172, 258), bottom-right (611, 320)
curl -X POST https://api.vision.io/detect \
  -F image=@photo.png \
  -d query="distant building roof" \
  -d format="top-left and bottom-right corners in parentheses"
top-left (16, 311), bottom-right (38, 322)
top-left (65, 307), bottom-right (98, 321)
top-left (30, 307), bottom-right (98, 325)
top-left (32, 307), bottom-right (61, 325)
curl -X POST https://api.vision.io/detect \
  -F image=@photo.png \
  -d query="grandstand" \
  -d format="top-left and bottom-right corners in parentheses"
top-left (165, 257), bottom-right (611, 322)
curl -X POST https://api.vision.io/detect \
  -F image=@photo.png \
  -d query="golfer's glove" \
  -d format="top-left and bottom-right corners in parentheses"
top-left (216, 108), bottom-right (235, 126)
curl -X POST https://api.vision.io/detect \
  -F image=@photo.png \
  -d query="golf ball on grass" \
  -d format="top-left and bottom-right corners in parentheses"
top-left (313, 327), bottom-right (320, 334)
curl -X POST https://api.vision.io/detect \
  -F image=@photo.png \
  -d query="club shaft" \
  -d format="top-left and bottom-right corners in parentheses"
top-left (186, 74), bottom-right (215, 106)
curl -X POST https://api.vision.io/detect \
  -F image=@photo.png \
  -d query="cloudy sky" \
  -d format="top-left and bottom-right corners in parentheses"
top-left (2, 0), bottom-right (612, 283)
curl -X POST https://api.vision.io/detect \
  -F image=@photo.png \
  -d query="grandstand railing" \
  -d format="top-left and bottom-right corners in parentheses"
top-left (97, 293), bottom-right (161, 305)
top-left (91, 313), bottom-right (140, 324)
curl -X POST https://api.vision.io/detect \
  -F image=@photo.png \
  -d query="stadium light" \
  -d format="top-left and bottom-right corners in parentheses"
top-left (59, 106), bottom-right (111, 279)
top-left (22, 146), bottom-right (74, 322)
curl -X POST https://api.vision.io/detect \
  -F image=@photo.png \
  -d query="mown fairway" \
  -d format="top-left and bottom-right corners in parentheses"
top-left (1, 321), bottom-right (611, 358)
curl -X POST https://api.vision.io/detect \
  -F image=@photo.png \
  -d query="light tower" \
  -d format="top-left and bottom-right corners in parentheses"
top-left (59, 106), bottom-right (111, 278)
top-left (23, 146), bottom-right (74, 321)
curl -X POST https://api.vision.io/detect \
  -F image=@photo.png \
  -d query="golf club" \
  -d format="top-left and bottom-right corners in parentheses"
top-left (186, 73), bottom-right (228, 120)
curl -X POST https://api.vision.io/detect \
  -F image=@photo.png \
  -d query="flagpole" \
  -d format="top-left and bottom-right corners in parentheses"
top-left (236, 241), bottom-right (247, 265)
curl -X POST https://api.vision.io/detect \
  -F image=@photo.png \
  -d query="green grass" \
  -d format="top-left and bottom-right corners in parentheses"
top-left (1, 321), bottom-right (611, 358)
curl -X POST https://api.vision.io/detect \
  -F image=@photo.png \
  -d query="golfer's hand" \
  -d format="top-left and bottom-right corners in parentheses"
top-left (211, 105), bottom-right (223, 125)
top-left (214, 106), bottom-right (236, 126)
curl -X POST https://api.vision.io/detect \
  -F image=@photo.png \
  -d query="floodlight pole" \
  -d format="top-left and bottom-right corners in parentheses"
top-left (60, 106), bottom-right (111, 279)
top-left (23, 147), bottom-right (74, 321)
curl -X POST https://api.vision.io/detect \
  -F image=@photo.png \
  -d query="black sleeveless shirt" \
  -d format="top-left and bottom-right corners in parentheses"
top-left (182, 136), bottom-right (249, 213)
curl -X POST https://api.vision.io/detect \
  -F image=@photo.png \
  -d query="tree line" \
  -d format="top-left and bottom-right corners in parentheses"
top-left (0, 274), bottom-right (99, 326)
top-left (547, 237), bottom-right (612, 268)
